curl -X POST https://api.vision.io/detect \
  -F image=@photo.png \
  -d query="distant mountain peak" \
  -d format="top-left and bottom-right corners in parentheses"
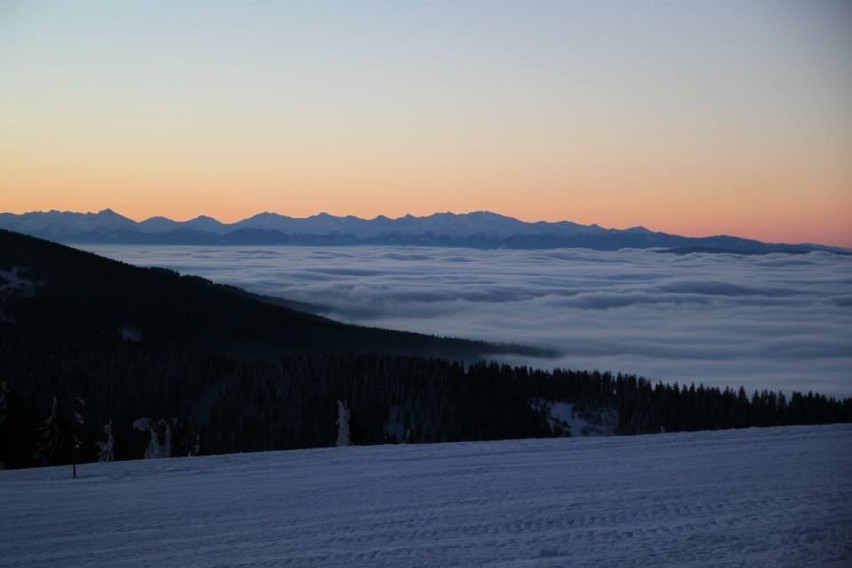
top-left (625, 225), bottom-right (652, 234)
top-left (253, 211), bottom-right (286, 219)
top-left (465, 210), bottom-right (511, 219)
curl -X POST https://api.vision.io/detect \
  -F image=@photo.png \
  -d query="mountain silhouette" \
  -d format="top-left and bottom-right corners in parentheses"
top-left (0, 210), bottom-right (845, 254)
top-left (0, 229), bottom-right (546, 361)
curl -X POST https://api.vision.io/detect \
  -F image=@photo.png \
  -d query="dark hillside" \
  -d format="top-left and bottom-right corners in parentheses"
top-left (0, 229), bottom-right (540, 360)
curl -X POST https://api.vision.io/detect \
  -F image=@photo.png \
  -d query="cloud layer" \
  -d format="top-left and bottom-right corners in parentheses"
top-left (85, 245), bottom-right (852, 397)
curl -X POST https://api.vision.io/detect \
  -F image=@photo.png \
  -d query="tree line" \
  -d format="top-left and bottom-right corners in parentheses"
top-left (1, 331), bottom-right (850, 470)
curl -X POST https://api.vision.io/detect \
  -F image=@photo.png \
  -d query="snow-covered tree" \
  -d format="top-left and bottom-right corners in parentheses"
top-left (33, 396), bottom-right (60, 466)
top-left (336, 400), bottom-right (351, 447)
top-left (97, 420), bottom-right (115, 462)
top-left (133, 417), bottom-right (170, 459)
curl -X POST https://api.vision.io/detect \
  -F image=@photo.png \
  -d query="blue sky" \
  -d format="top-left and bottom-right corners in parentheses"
top-left (2, 1), bottom-right (851, 244)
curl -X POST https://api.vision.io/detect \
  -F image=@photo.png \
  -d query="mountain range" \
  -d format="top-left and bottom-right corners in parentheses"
top-left (1, 209), bottom-right (845, 254)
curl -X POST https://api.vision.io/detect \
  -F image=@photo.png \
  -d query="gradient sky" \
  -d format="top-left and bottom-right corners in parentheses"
top-left (2, 1), bottom-right (851, 245)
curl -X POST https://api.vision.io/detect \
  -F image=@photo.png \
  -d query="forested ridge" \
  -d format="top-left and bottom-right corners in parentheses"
top-left (2, 337), bottom-right (849, 469)
top-left (1, 228), bottom-right (850, 470)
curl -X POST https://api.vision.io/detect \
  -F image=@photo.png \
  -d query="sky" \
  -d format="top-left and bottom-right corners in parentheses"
top-left (2, 1), bottom-right (851, 246)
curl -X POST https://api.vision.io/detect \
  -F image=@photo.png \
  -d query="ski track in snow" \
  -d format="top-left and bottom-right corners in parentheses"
top-left (2, 425), bottom-right (851, 567)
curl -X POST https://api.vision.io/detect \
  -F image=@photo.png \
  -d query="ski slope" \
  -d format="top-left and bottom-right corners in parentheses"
top-left (2, 425), bottom-right (850, 567)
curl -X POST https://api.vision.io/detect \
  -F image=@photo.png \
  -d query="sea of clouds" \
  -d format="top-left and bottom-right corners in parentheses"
top-left (84, 245), bottom-right (852, 397)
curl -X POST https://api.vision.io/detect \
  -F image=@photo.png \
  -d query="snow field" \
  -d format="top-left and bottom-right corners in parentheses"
top-left (1, 424), bottom-right (850, 567)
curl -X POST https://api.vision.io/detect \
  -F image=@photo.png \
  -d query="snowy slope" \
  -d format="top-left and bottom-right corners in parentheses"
top-left (1, 425), bottom-right (850, 567)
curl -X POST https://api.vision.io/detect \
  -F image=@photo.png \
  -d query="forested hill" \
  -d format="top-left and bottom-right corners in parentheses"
top-left (1, 229), bottom-right (849, 471)
top-left (0, 229), bottom-right (538, 361)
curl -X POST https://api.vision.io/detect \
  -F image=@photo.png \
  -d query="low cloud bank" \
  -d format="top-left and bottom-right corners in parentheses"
top-left (85, 245), bottom-right (852, 397)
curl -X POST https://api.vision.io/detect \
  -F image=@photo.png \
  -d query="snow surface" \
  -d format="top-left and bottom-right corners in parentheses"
top-left (530, 400), bottom-right (619, 437)
top-left (1, 425), bottom-right (850, 567)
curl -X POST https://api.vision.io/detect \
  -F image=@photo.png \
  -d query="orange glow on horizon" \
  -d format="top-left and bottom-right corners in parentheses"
top-left (3, 183), bottom-right (850, 248)
top-left (3, 141), bottom-right (850, 247)
top-left (2, 2), bottom-right (851, 248)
